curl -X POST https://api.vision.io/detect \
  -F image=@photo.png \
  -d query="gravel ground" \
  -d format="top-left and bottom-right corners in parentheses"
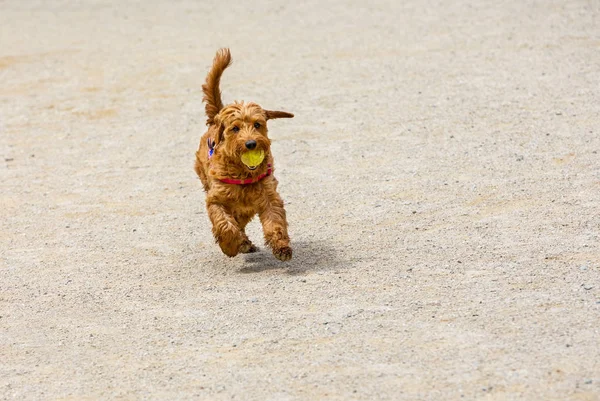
top-left (1, 0), bottom-right (599, 400)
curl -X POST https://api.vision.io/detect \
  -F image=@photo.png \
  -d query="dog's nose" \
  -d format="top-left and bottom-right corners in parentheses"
top-left (245, 140), bottom-right (257, 150)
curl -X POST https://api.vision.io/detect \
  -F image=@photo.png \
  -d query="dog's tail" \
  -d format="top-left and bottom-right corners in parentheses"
top-left (202, 48), bottom-right (232, 125)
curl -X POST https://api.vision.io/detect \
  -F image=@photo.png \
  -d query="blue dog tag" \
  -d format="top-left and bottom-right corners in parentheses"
top-left (208, 138), bottom-right (215, 158)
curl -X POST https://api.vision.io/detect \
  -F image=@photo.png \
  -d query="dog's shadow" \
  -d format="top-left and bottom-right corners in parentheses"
top-left (239, 239), bottom-right (343, 275)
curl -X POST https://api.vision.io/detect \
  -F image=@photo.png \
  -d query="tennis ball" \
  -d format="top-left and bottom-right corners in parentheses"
top-left (241, 149), bottom-right (265, 169)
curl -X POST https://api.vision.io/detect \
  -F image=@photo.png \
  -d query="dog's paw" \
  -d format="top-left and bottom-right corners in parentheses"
top-left (219, 242), bottom-right (240, 257)
top-left (239, 240), bottom-right (259, 254)
top-left (273, 246), bottom-right (292, 261)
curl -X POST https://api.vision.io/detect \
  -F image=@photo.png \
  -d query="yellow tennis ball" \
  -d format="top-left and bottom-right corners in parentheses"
top-left (241, 149), bottom-right (265, 168)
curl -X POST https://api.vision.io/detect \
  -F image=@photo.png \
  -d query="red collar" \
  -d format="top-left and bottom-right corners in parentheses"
top-left (217, 164), bottom-right (272, 185)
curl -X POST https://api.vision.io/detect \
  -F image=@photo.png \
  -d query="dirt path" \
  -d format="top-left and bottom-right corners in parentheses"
top-left (1, 0), bottom-right (599, 399)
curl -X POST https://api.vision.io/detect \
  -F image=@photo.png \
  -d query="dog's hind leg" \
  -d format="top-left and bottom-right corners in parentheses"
top-left (236, 214), bottom-right (258, 253)
top-left (239, 233), bottom-right (258, 253)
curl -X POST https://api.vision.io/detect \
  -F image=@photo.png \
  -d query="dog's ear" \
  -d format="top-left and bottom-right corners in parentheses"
top-left (212, 114), bottom-right (226, 146)
top-left (265, 110), bottom-right (294, 120)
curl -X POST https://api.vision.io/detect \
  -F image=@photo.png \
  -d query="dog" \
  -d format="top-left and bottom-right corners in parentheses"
top-left (194, 48), bottom-right (294, 261)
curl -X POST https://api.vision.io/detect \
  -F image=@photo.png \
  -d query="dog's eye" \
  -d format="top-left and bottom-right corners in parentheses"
top-left (232, 126), bottom-right (240, 133)
top-left (253, 122), bottom-right (261, 129)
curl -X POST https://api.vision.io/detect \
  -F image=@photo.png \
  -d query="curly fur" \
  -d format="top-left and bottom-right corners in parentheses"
top-left (195, 48), bottom-right (294, 261)
top-left (201, 48), bottom-right (232, 125)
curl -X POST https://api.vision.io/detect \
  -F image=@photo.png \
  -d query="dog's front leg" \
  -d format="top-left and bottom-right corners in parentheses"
top-left (207, 202), bottom-right (244, 257)
top-left (259, 193), bottom-right (292, 261)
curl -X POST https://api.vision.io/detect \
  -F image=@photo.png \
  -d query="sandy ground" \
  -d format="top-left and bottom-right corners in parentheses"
top-left (1, 0), bottom-right (600, 400)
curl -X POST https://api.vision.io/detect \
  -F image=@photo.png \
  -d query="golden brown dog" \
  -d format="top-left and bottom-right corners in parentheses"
top-left (195, 48), bottom-right (294, 261)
